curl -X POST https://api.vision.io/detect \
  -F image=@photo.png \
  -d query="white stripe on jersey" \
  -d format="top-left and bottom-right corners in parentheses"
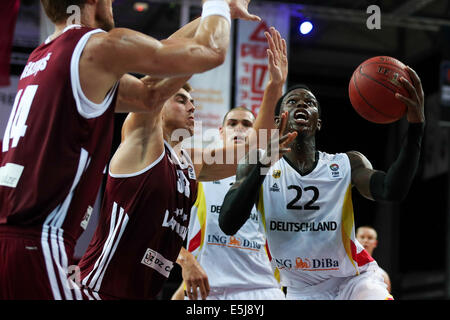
top-left (41, 226), bottom-right (62, 300)
top-left (83, 289), bottom-right (94, 300)
top-left (49, 227), bottom-right (73, 300)
top-left (81, 201), bottom-right (119, 287)
top-left (45, 148), bottom-right (89, 228)
top-left (94, 212), bottom-right (129, 291)
top-left (41, 225), bottom-right (80, 300)
top-left (83, 202), bottom-right (129, 292)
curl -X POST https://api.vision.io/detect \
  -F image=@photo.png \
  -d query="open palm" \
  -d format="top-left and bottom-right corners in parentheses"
top-left (265, 27), bottom-right (288, 85)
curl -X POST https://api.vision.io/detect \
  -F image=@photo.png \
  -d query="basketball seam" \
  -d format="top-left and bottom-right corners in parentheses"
top-left (358, 66), bottom-right (398, 95)
top-left (352, 71), bottom-right (395, 120)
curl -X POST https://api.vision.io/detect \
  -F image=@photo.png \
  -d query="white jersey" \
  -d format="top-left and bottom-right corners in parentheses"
top-left (187, 176), bottom-right (281, 290)
top-left (257, 152), bottom-right (377, 288)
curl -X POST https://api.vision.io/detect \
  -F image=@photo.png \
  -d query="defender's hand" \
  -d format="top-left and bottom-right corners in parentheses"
top-left (228, 0), bottom-right (261, 22)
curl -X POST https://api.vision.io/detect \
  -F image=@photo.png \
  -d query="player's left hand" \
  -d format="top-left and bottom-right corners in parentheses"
top-left (395, 66), bottom-right (425, 124)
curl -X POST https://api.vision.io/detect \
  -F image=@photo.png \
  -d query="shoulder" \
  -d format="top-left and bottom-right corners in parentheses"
top-left (345, 150), bottom-right (373, 170)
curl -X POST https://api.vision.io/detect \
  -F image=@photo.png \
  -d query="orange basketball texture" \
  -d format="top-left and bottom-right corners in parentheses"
top-left (348, 56), bottom-right (411, 124)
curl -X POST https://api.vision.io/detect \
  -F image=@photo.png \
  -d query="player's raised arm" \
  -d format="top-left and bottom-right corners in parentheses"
top-left (252, 27), bottom-right (288, 132)
top-left (189, 26), bottom-right (288, 181)
top-left (113, 16), bottom-right (202, 113)
top-left (219, 113), bottom-right (296, 235)
top-left (81, 0), bottom-right (260, 112)
top-left (348, 66), bottom-right (425, 202)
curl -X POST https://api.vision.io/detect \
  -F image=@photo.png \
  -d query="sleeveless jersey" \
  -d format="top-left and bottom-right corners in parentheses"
top-left (187, 176), bottom-right (280, 290)
top-left (0, 25), bottom-right (118, 245)
top-left (257, 152), bottom-right (375, 288)
top-left (78, 142), bottom-right (198, 299)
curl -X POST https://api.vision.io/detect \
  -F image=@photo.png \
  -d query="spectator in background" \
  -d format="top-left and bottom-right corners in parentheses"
top-left (356, 226), bottom-right (391, 293)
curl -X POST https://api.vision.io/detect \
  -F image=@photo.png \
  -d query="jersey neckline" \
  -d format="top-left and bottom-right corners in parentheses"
top-left (282, 151), bottom-right (320, 177)
top-left (44, 24), bottom-right (83, 45)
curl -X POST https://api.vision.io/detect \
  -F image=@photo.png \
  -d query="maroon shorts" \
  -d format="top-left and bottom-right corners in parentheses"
top-left (0, 225), bottom-right (89, 300)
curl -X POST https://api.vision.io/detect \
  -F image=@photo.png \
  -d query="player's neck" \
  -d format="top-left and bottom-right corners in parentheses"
top-left (163, 128), bottom-right (185, 159)
top-left (285, 135), bottom-right (317, 173)
top-left (50, 19), bottom-right (92, 42)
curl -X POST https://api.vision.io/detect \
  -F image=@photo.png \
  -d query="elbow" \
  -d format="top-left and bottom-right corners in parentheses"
top-left (202, 47), bottom-right (226, 71)
top-left (374, 188), bottom-right (408, 204)
top-left (383, 191), bottom-right (407, 203)
top-left (218, 205), bottom-right (240, 236)
top-left (218, 213), bottom-right (236, 236)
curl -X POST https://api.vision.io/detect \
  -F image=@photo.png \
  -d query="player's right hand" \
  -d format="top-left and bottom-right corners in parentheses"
top-left (395, 66), bottom-right (425, 124)
top-left (228, 0), bottom-right (261, 22)
top-left (259, 111), bottom-right (297, 168)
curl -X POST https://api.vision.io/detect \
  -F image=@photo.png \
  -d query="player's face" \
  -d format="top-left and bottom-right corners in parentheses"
top-left (95, 0), bottom-right (115, 31)
top-left (162, 89), bottom-right (195, 136)
top-left (356, 228), bottom-right (378, 256)
top-left (281, 88), bottom-right (321, 136)
top-left (220, 110), bottom-right (255, 146)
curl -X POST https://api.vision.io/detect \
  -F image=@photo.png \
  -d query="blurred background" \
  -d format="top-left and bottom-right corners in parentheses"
top-left (1, 0), bottom-right (450, 300)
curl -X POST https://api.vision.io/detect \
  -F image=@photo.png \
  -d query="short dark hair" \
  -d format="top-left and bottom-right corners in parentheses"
top-left (222, 106), bottom-right (255, 125)
top-left (275, 84), bottom-right (321, 117)
top-left (182, 82), bottom-right (192, 93)
top-left (41, 0), bottom-right (87, 23)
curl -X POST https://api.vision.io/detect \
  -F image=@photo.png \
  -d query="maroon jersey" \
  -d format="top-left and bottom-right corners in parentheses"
top-left (0, 25), bottom-right (118, 245)
top-left (78, 142), bottom-right (198, 299)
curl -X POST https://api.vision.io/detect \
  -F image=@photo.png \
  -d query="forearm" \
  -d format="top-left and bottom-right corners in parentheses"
top-left (101, 2), bottom-right (230, 78)
top-left (219, 162), bottom-right (266, 235)
top-left (168, 18), bottom-right (201, 40)
top-left (253, 80), bottom-right (284, 132)
top-left (176, 247), bottom-right (194, 267)
top-left (116, 74), bottom-right (191, 113)
top-left (370, 122), bottom-right (424, 202)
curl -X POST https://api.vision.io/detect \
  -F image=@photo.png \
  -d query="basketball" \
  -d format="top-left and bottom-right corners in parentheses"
top-left (348, 56), bottom-right (411, 124)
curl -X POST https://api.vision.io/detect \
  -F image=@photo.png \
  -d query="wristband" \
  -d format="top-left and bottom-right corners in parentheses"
top-left (201, 0), bottom-right (231, 25)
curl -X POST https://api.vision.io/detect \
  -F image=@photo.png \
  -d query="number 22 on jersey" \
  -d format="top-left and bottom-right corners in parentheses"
top-left (2, 85), bottom-right (38, 152)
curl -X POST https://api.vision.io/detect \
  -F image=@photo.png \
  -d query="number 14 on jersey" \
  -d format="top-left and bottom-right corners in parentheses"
top-left (2, 85), bottom-right (38, 152)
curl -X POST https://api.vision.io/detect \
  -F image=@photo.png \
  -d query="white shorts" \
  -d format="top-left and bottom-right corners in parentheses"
top-left (286, 268), bottom-right (393, 300)
top-left (185, 287), bottom-right (286, 300)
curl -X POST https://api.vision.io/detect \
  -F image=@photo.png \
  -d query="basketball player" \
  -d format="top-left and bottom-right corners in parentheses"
top-left (356, 226), bottom-right (391, 293)
top-left (77, 26), bottom-right (295, 300)
top-left (219, 66), bottom-right (425, 300)
top-left (170, 28), bottom-right (288, 301)
top-left (0, 0), bottom-right (259, 299)
top-left (171, 107), bottom-right (286, 301)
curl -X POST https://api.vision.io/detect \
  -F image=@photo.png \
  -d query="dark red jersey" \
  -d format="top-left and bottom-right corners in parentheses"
top-left (0, 25), bottom-right (118, 244)
top-left (78, 142), bottom-right (198, 299)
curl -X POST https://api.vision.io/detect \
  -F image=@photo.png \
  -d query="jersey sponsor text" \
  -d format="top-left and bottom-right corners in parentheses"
top-left (141, 248), bottom-right (174, 278)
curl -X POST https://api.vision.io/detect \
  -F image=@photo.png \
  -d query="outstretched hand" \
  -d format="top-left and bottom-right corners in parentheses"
top-left (395, 66), bottom-right (425, 124)
top-left (265, 27), bottom-right (288, 85)
top-left (259, 111), bottom-right (297, 167)
top-left (228, 0), bottom-right (261, 22)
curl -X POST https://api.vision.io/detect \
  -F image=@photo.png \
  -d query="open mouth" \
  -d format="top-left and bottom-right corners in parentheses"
top-left (293, 110), bottom-right (308, 124)
top-left (233, 136), bottom-right (245, 143)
